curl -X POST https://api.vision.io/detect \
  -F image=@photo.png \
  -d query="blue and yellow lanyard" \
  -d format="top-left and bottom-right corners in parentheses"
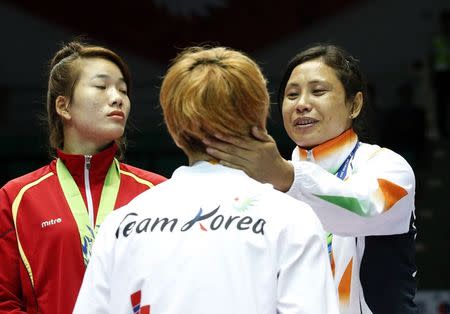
top-left (327, 142), bottom-right (360, 256)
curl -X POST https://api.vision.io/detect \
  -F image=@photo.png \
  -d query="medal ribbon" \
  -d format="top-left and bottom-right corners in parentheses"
top-left (56, 158), bottom-right (121, 266)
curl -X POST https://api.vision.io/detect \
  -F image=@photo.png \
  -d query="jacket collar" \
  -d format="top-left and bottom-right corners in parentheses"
top-left (56, 143), bottom-right (118, 182)
top-left (292, 128), bottom-right (358, 174)
top-left (173, 160), bottom-right (246, 176)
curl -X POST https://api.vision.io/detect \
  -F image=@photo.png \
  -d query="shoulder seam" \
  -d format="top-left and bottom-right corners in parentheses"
top-left (0, 227), bottom-right (14, 239)
top-left (12, 172), bottom-right (55, 218)
top-left (366, 147), bottom-right (386, 161)
top-left (120, 170), bottom-right (155, 188)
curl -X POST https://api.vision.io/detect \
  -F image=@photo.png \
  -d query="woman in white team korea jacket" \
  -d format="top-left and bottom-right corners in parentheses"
top-left (203, 44), bottom-right (417, 314)
top-left (73, 46), bottom-right (339, 314)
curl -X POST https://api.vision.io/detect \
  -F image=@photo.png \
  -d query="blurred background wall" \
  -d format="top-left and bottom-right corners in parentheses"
top-left (0, 0), bottom-right (449, 312)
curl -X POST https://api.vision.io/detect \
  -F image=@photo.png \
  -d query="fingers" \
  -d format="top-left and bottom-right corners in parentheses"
top-left (203, 128), bottom-right (271, 153)
top-left (251, 126), bottom-right (273, 142)
top-left (217, 159), bottom-right (246, 172)
top-left (202, 135), bottom-right (250, 153)
top-left (205, 146), bottom-right (248, 165)
top-left (210, 133), bottom-right (251, 150)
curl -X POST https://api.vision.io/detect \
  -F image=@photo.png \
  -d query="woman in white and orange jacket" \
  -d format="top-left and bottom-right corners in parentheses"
top-left (204, 44), bottom-right (417, 314)
top-left (0, 40), bottom-right (166, 314)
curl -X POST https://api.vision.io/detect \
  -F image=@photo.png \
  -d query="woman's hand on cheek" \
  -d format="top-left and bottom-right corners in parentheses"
top-left (203, 126), bottom-right (294, 192)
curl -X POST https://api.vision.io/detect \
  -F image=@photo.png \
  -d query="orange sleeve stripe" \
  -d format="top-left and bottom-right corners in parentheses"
top-left (330, 251), bottom-right (336, 277)
top-left (377, 178), bottom-right (408, 212)
top-left (338, 258), bottom-right (353, 305)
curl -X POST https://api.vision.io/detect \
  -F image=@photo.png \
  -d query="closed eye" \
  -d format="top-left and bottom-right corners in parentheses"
top-left (117, 82), bottom-right (128, 94)
top-left (286, 92), bottom-right (299, 99)
top-left (312, 89), bottom-right (327, 96)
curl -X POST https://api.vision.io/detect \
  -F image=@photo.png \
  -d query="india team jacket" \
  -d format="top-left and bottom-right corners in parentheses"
top-left (0, 144), bottom-right (166, 314)
top-left (288, 129), bottom-right (417, 314)
top-left (73, 162), bottom-right (339, 314)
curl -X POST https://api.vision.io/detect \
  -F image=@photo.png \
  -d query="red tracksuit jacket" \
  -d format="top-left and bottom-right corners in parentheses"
top-left (0, 144), bottom-right (166, 314)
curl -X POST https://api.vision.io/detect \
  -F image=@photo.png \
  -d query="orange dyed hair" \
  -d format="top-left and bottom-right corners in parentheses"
top-left (160, 46), bottom-right (270, 153)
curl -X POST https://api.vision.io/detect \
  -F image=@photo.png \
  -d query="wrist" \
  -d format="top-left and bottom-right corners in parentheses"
top-left (275, 160), bottom-right (294, 192)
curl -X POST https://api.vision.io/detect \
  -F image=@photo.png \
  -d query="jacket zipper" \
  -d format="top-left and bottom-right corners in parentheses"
top-left (84, 155), bottom-right (94, 229)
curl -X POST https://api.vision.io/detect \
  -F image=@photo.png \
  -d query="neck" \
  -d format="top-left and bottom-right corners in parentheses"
top-left (295, 128), bottom-right (358, 173)
top-left (62, 140), bottom-right (113, 156)
top-left (186, 151), bottom-right (219, 166)
top-left (299, 129), bottom-right (354, 151)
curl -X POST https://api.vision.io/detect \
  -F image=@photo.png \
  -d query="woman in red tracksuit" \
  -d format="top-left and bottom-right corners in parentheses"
top-left (0, 40), bottom-right (166, 314)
